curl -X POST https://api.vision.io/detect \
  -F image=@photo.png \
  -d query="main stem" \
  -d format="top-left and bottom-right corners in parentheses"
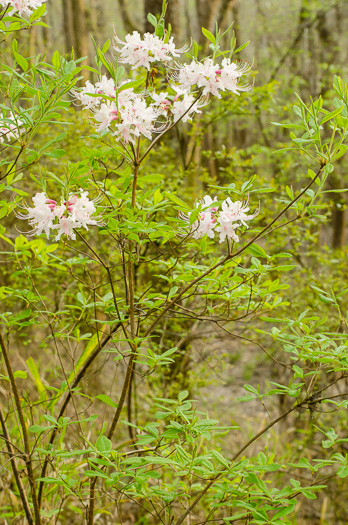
top-left (132, 164), bottom-right (139, 211)
top-left (0, 331), bottom-right (42, 525)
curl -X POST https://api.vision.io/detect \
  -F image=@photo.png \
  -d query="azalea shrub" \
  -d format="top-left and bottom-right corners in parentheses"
top-left (1, 1), bottom-right (348, 525)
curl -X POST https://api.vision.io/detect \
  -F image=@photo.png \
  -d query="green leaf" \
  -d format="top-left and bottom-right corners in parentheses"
top-left (29, 424), bottom-right (53, 433)
top-left (147, 13), bottom-right (157, 28)
top-left (247, 243), bottom-right (268, 259)
top-left (96, 435), bottom-right (112, 453)
top-left (233, 40), bottom-right (250, 54)
top-left (211, 450), bottom-right (230, 469)
top-left (95, 394), bottom-right (118, 408)
top-left (36, 477), bottom-right (66, 485)
top-left (102, 39), bottom-right (111, 54)
top-left (52, 50), bottom-right (60, 70)
top-left (318, 294), bottom-right (335, 304)
top-left (45, 149), bottom-right (66, 159)
top-left (202, 27), bottom-right (216, 44)
top-left (168, 286), bottom-right (178, 299)
top-left (67, 328), bottom-right (107, 384)
top-left (26, 357), bottom-right (46, 396)
top-left (165, 192), bottom-right (190, 210)
top-left (178, 390), bottom-right (189, 402)
top-left (337, 466), bottom-right (348, 478)
top-left (273, 504), bottom-right (295, 520)
top-left (118, 78), bottom-right (145, 93)
top-left (320, 105), bottom-right (344, 124)
top-left (13, 51), bottom-right (28, 72)
top-left (13, 370), bottom-right (27, 379)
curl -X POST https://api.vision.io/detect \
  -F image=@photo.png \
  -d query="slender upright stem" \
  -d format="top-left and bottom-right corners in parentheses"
top-left (107, 259), bottom-right (137, 440)
top-left (132, 163), bottom-right (139, 211)
top-left (0, 331), bottom-right (42, 525)
top-left (0, 406), bottom-right (33, 525)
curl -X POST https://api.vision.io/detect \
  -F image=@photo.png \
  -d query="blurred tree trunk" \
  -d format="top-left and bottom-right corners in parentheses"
top-left (118, 0), bottom-right (139, 33)
top-left (167, 0), bottom-right (182, 39)
top-left (62, 0), bottom-right (89, 80)
top-left (72, 0), bottom-right (89, 80)
top-left (144, 0), bottom-right (162, 32)
top-left (317, 7), bottom-right (346, 247)
top-left (197, 0), bottom-right (222, 43)
top-left (218, 0), bottom-right (237, 27)
top-left (62, 0), bottom-right (75, 53)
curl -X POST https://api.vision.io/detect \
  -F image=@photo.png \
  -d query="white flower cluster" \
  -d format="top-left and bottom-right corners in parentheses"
top-left (0, 112), bottom-right (23, 143)
top-left (176, 58), bottom-right (252, 98)
top-left (16, 192), bottom-right (100, 241)
top-left (0, 0), bottom-right (46, 16)
top-left (74, 30), bottom-right (251, 145)
top-left (75, 77), bottom-right (204, 144)
top-left (181, 195), bottom-right (258, 243)
top-left (113, 31), bottom-right (183, 70)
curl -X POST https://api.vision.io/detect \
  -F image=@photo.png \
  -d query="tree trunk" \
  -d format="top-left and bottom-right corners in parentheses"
top-left (196, 0), bottom-right (222, 45)
top-left (166, 0), bottom-right (182, 40)
top-left (62, 0), bottom-right (75, 54)
top-left (144, 0), bottom-right (163, 32)
top-left (118, 0), bottom-right (140, 34)
top-left (71, 0), bottom-right (89, 81)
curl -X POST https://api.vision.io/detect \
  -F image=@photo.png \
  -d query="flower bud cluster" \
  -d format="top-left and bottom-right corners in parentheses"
top-left (16, 192), bottom-right (100, 241)
top-left (180, 195), bottom-right (259, 243)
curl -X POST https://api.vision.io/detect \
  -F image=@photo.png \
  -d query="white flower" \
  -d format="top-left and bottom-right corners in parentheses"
top-left (0, 111), bottom-right (24, 143)
top-left (94, 102), bottom-right (118, 132)
top-left (215, 197), bottom-right (258, 243)
top-left (113, 31), bottom-right (182, 70)
top-left (74, 80), bottom-right (100, 108)
top-left (95, 75), bottom-right (116, 99)
top-left (117, 96), bottom-right (158, 141)
top-left (171, 92), bottom-right (203, 123)
top-left (69, 191), bottom-right (98, 231)
top-left (180, 194), bottom-right (258, 243)
top-left (176, 58), bottom-right (251, 98)
top-left (151, 91), bottom-right (171, 115)
top-left (52, 216), bottom-right (77, 241)
top-left (0, 0), bottom-right (46, 17)
top-left (16, 193), bottom-right (55, 238)
top-left (180, 195), bottom-right (218, 239)
top-left (74, 76), bottom-right (116, 109)
top-left (90, 89), bottom-right (160, 143)
top-left (16, 191), bottom-right (101, 241)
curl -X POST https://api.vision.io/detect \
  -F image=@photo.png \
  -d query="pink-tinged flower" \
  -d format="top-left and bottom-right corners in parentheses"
top-left (95, 75), bottom-right (116, 99)
top-left (69, 191), bottom-right (98, 231)
top-left (180, 195), bottom-right (218, 239)
top-left (16, 191), bottom-right (101, 241)
top-left (215, 197), bottom-right (259, 243)
top-left (171, 92), bottom-right (205, 123)
top-left (151, 91), bottom-right (171, 114)
top-left (16, 193), bottom-right (55, 238)
top-left (52, 216), bottom-right (77, 241)
top-left (179, 194), bottom-right (258, 243)
top-left (176, 58), bottom-right (251, 98)
top-left (0, 0), bottom-right (46, 16)
top-left (73, 76), bottom-right (116, 109)
top-left (74, 80), bottom-right (100, 108)
top-left (0, 111), bottom-right (24, 143)
top-left (93, 102), bottom-right (118, 132)
top-left (113, 31), bottom-right (184, 70)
